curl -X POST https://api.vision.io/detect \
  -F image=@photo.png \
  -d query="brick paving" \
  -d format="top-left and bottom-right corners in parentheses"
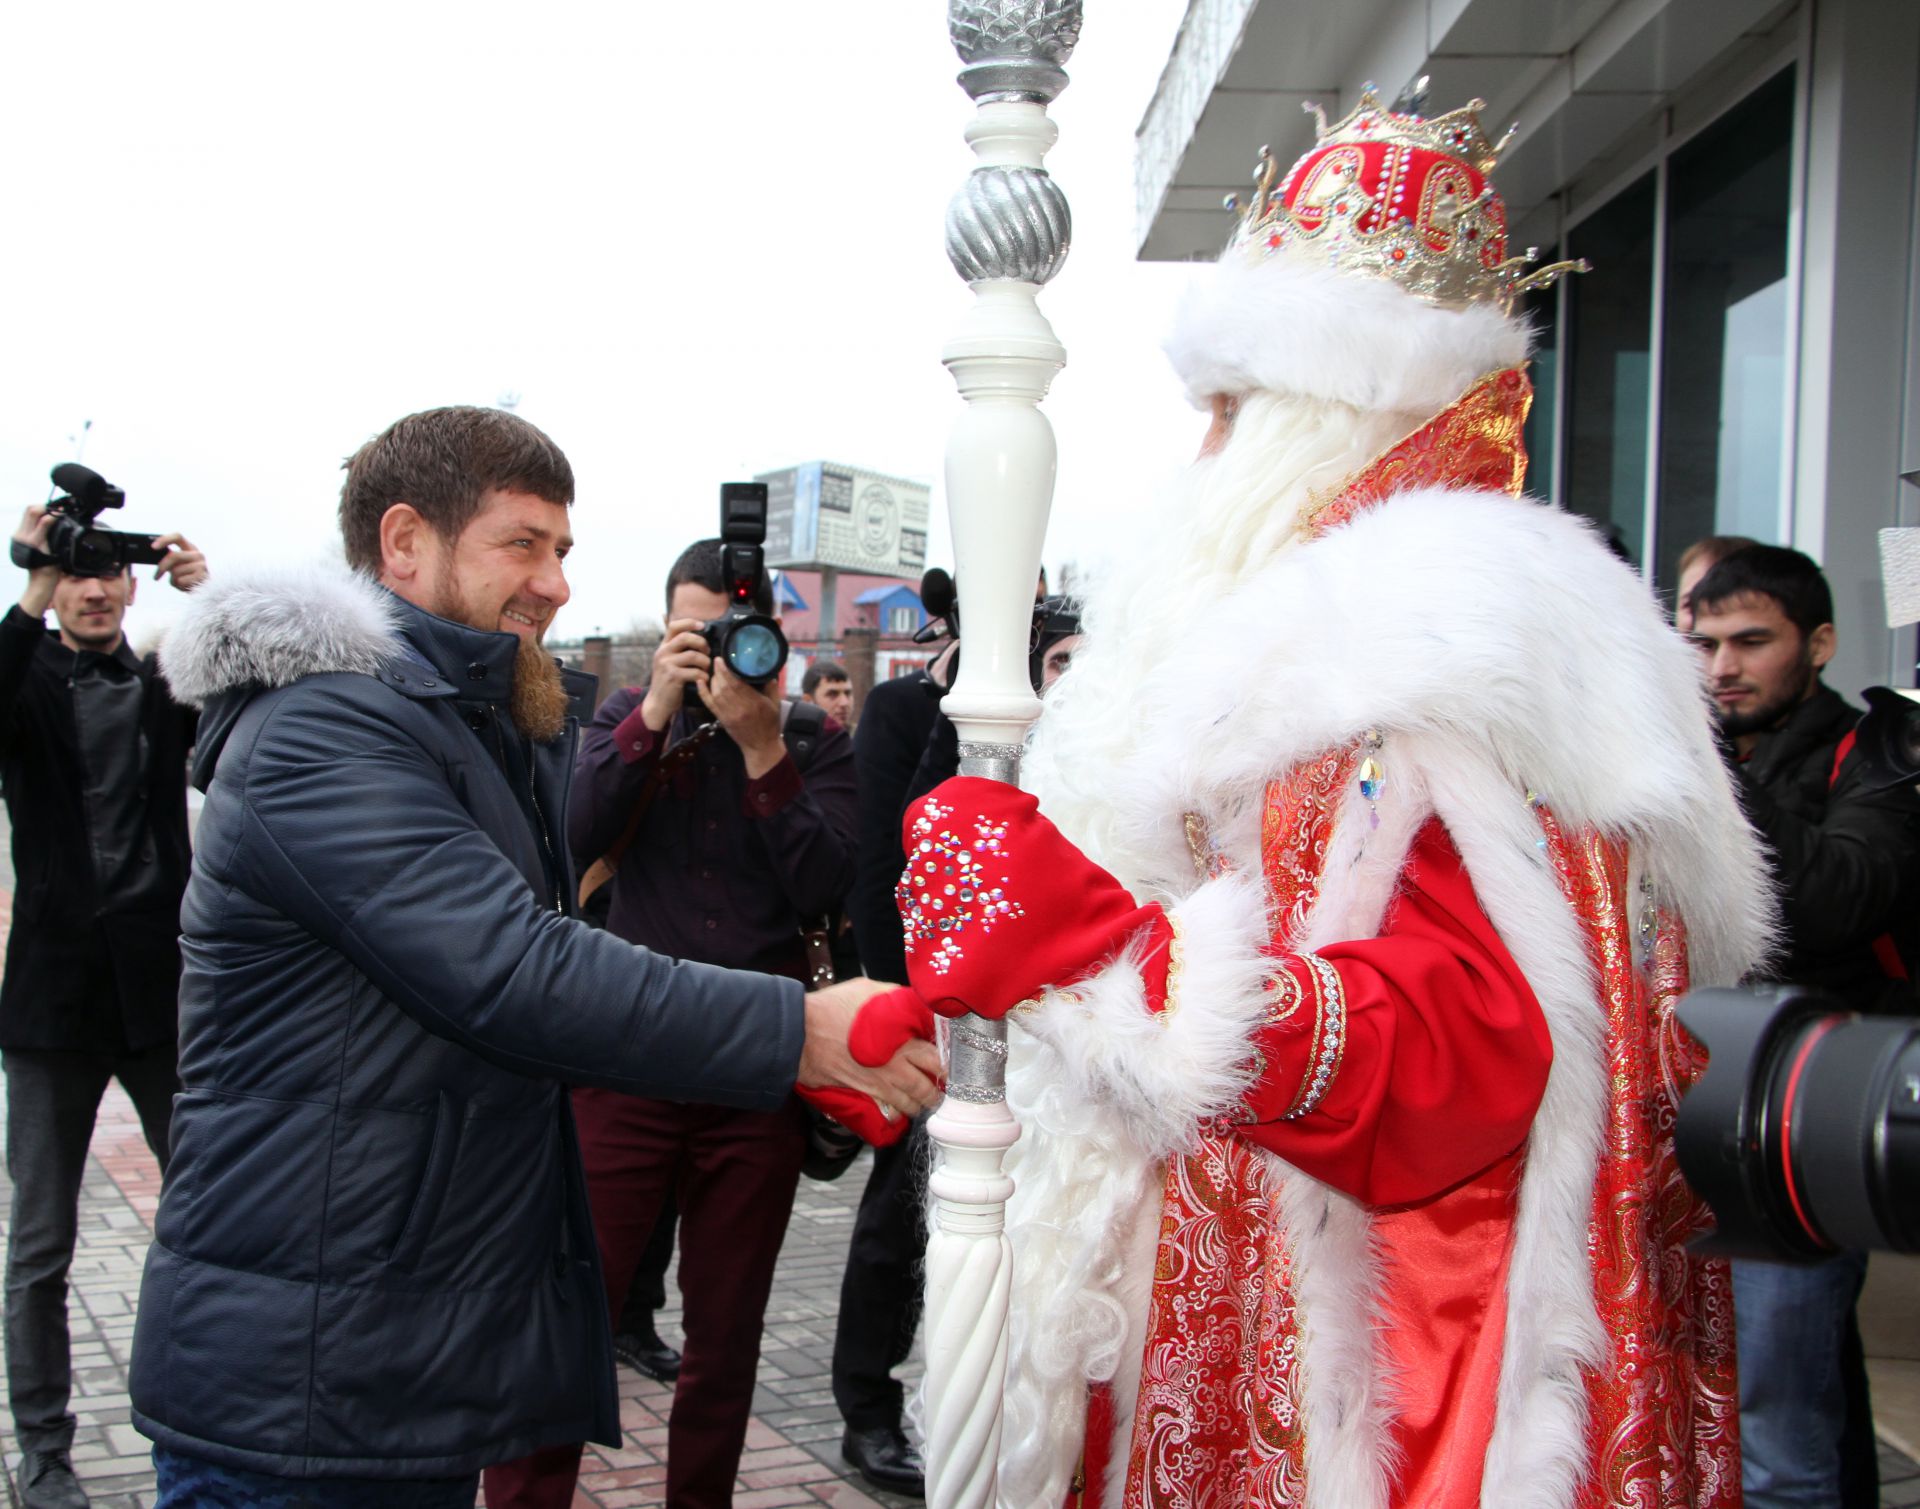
top-left (0, 1079), bottom-right (923, 1508)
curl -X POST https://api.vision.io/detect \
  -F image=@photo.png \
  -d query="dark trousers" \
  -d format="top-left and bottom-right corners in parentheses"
top-left (615, 1193), bottom-right (678, 1334)
top-left (831, 1121), bottom-right (928, 1432)
top-left (4, 1045), bottom-right (177, 1451)
top-left (484, 1091), bottom-right (806, 1509)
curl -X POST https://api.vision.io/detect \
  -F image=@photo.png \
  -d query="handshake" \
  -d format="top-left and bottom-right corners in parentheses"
top-left (804, 776), bottom-right (1161, 1149)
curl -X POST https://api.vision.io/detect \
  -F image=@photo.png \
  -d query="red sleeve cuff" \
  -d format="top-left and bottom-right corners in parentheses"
top-left (612, 701), bottom-right (662, 766)
top-left (1241, 953), bottom-right (1347, 1124)
top-left (741, 751), bottom-right (802, 818)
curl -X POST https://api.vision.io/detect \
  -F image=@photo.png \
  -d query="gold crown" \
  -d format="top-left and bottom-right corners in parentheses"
top-left (1224, 87), bottom-right (1586, 311)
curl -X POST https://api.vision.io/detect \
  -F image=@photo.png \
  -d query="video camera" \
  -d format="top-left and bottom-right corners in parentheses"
top-left (699, 483), bottom-right (788, 687)
top-left (911, 567), bottom-right (1082, 695)
top-left (12, 464), bottom-right (170, 579)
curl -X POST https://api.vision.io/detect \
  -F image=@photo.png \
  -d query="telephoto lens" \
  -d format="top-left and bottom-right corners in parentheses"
top-left (720, 617), bottom-right (786, 683)
top-left (1675, 984), bottom-right (1920, 1260)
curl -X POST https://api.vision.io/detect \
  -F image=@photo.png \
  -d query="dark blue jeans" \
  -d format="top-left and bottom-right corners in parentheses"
top-left (1732, 1252), bottom-right (1877, 1509)
top-left (152, 1447), bottom-right (477, 1508)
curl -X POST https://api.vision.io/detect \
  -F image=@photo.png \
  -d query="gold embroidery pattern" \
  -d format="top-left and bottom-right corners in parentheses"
top-left (1303, 366), bottom-right (1532, 539)
top-left (1532, 806), bottom-right (1741, 1509)
top-left (1281, 954), bottom-right (1347, 1120)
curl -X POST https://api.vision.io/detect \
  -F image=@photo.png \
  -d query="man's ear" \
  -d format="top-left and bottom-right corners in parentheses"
top-left (377, 504), bottom-right (429, 588)
top-left (124, 570), bottom-right (137, 605)
top-left (1808, 622), bottom-right (1837, 672)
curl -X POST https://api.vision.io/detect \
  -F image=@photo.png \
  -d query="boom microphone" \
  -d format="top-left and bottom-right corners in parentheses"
top-left (915, 568), bottom-right (958, 643)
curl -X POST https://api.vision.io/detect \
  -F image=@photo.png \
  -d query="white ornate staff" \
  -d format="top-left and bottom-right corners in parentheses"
top-left (925, 4), bottom-right (1078, 1507)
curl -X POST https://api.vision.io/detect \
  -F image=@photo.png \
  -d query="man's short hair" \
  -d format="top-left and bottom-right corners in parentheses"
top-left (339, 407), bottom-right (574, 574)
top-left (1677, 534), bottom-right (1761, 579)
top-left (803, 660), bottom-right (849, 697)
top-left (664, 539), bottom-right (775, 615)
top-left (1689, 544), bottom-right (1834, 638)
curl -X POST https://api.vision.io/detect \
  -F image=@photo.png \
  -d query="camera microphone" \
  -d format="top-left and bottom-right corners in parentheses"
top-left (914, 568), bottom-right (957, 643)
top-left (51, 464), bottom-right (116, 510)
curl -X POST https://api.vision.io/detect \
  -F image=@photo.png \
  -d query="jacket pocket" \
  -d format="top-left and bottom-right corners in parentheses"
top-left (387, 1092), bottom-right (461, 1274)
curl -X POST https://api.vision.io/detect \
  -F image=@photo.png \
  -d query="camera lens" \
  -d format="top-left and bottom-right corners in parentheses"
top-left (725, 619), bottom-right (786, 684)
top-left (1676, 985), bottom-right (1920, 1258)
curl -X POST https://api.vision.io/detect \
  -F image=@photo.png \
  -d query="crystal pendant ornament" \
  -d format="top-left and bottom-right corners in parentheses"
top-left (1359, 731), bottom-right (1385, 828)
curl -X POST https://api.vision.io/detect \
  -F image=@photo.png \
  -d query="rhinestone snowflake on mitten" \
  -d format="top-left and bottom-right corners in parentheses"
top-left (895, 797), bottom-right (1026, 975)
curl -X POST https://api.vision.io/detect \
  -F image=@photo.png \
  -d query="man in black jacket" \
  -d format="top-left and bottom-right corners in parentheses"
top-left (0, 505), bottom-right (207, 1509)
top-left (1688, 544), bottom-right (1920, 1509)
top-left (129, 407), bottom-right (940, 1509)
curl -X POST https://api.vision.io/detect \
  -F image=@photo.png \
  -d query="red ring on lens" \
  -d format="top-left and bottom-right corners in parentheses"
top-left (1778, 1015), bottom-right (1843, 1249)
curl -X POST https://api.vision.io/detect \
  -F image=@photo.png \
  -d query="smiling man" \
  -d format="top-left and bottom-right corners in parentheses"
top-left (129, 407), bottom-right (941, 1509)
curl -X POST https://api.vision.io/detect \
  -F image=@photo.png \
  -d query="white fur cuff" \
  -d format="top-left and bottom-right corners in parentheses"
top-left (1164, 258), bottom-right (1531, 414)
top-left (1015, 872), bottom-right (1273, 1158)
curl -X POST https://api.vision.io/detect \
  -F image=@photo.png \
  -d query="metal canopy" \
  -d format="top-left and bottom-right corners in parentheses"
top-left (1136, 0), bottom-right (1793, 262)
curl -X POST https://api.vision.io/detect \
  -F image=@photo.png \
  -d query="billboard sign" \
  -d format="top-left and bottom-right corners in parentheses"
top-left (759, 461), bottom-right (930, 579)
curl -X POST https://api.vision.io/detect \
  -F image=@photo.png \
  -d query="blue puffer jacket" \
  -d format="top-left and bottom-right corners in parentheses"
top-left (130, 567), bottom-right (804, 1478)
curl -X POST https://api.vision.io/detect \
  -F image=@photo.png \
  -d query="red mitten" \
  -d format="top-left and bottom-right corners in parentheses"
top-left (896, 776), bottom-right (1171, 1019)
top-left (796, 986), bottom-right (938, 1147)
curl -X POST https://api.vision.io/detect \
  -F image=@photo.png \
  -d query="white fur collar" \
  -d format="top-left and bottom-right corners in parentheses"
top-left (1037, 485), bottom-right (1772, 987)
top-left (159, 562), bottom-right (400, 707)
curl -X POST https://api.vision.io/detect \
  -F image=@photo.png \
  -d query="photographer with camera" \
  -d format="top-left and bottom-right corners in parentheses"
top-left (0, 481), bottom-right (206, 1509)
top-left (488, 530), bottom-right (864, 1509)
top-left (1686, 542), bottom-right (1920, 1509)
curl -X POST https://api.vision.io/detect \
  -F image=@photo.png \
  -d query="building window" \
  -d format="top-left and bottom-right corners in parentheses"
top-left (1564, 175), bottom-right (1658, 565)
top-left (1654, 68), bottom-right (1796, 586)
top-left (1548, 66), bottom-right (1796, 590)
top-left (886, 605), bottom-right (917, 636)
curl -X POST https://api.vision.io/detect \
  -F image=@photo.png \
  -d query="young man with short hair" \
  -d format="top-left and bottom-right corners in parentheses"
top-left (802, 658), bottom-right (854, 724)
top-left (131, 407), bottom-right (938, 1509)
top-left (0, 510), bottom-right (207, 1509)
top-left (1688, 543), bottom-right (1920, 1508)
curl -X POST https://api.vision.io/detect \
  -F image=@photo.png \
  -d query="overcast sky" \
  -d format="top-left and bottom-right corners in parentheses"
top-left (1, 1), bottom-right (1205, 644)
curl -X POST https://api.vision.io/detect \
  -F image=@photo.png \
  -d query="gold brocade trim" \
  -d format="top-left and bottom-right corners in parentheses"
top-left (1279, 953), bottom-right (1347, 1120)
top-left (1302, 365), bottom-right (1533, 539)
top-left (1158, 914), bottom-right (1185, 1021)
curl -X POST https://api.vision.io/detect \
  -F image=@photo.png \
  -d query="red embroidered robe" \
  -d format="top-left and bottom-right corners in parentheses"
top-left (1074, 371), bottom-right (1740, 1509)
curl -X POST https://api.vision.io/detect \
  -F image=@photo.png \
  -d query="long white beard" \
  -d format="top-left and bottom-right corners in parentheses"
top-left (1024, 390), bottom-right (1430, 895)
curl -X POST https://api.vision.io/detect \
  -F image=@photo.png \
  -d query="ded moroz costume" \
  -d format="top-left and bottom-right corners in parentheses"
top-left (898, 94), bottom-right (1772, 1509)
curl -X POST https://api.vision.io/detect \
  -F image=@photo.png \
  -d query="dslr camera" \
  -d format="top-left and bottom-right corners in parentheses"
top-left (700, 483), bottom-right (788, 687)
top-left (13, 464), bottom-right (170, 579)
top-left (1674, 684), bottom-right (1920, 1260)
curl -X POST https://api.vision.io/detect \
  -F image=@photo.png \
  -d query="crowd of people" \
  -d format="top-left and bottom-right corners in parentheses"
top-left (0, 98), bottom-right (1914, 1509)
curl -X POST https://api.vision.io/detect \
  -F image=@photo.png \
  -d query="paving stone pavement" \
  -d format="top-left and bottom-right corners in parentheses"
top-left (8, 1092), bottom-right (1919, 1509)
top-left (0, 1079), bottom-right (924, 1509)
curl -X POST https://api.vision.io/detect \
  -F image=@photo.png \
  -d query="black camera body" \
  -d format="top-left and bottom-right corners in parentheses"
top-left (699, 483), bottom-right (788, 687)
top-left (12, 464), bottom-right (169, 580)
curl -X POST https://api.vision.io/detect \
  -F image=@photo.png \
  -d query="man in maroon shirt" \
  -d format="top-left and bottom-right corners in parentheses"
top-left (487, 539), bottom-right (857, 1509)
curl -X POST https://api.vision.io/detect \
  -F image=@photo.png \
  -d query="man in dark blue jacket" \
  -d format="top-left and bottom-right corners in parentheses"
top-left (128, 407), bottom-right (941, 1509)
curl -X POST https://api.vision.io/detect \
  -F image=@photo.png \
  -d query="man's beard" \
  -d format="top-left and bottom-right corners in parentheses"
top-left (511, 638), bottom-right (570, 743)
top-left (427, 577), bottom-right (568, 742)
top-left (1717, 659), bottom-right (1816, 739)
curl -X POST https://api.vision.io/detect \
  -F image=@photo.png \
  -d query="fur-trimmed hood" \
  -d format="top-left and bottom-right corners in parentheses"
top-left (160, 562), bottom-right (401, 708)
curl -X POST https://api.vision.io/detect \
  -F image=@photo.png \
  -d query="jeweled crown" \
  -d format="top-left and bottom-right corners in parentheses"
top-left (1224, 88), bottom-right (1584, 311)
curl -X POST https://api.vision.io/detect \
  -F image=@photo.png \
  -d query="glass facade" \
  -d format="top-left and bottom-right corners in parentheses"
top-left (1544, 67), bottom-right (1796, 592)
top-left (1654, 70), bottom-right (1796, 586)
top-left (1563, 175), bottom-right (1658, 565)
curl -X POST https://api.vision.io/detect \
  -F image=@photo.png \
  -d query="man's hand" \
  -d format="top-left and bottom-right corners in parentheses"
top-left (704, 660), bottom-right (786, 779)
top-left (799, 978), bottom-right (943, 1123)
top-left (151, 533), bottom-right (208, 593)
top-left (12, 507), bottom-right (58, 618)
top-left (640, 618), bottom-right (711, 732)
